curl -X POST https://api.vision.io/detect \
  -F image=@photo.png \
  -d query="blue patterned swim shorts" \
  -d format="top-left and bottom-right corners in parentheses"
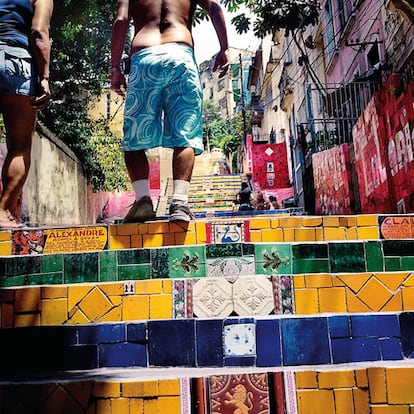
top-left (122, 43), bottom-right (204, 155)
top-left (0, 44), bottom-right (36, 96)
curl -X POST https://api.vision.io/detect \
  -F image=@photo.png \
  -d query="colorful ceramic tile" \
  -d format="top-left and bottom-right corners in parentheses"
top-left (150, 248), bottom-right (169, 279)
top-left (206, 243), bottom-right (243, 258)
top-left (206, 255), bottom-right (255, 278)
top-left (223, 323), bottom-right (256, 357)
top-left (172, 280), bottom-right (186, 318)
top-left (11, 229), bottom-right (45, 255)
top-left (209, 373), bottom-right (270, 414)
top-left (255, 244), bottom-right (292, 275)
top-left (169, 245), bottom-right (206, 278)
top-left (329, 242), bottom-right (366, 273)
top-left (213, 222), bottom-right (244, 244)
top-left (193, 278), bottom-right (232, 318)
top-left (279, 275), bottom-right (294, 314)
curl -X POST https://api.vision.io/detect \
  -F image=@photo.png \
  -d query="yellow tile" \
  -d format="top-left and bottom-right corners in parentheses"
top-left (41, 286), bottom-right (67, 299)
top-left (143, 398), bottom-right (159, 413)
top-left (283, 228), bottom-right (295, 242)
top-left (403, 274), bottom-right (414, 287)
top-left (14, 287), bottom-right (40, 313)
top-left (175, 231), bottom-right (197, 245)
top-left (380, 272), bottom-right (410, 291)
top-left (279, 217), bottom-right (302, 228)
top-left (261, 229), bottom-right (283, 242)
top-left (332, 276), bottom-right (345, 287)
top-left (353, 388), bottom-right (369, 412)
top-left (96, 399), bottom-right (111, 413)
top-left (319, 287), bottom-right (347, 313)
top-left (122, 296), bottom-right (149, 320)
top-left (294, 289), bottom-right (318, 314)
top-left (334, 389), bottom-right (355, 414)
top-left (108, 225), bottom-right (118, 236)
top-left (100, 283), bottom-right (124, 296)
top-left (123, 380), bottom-right (159, 397)
top-left (109, 235), bottom-right (131, 249)
top-left (195, 221), bottom-right (207, 243)
top-left (138, 223), bottom-right (148, 234)
top-left (149, 295), bottom-right (172, 319)
top-left (117, 223), bottom-right (139, 236)
top-left (94, 381), bottom-right (121, 398)
top-left (293, 275), bottom-right (305, 289)
top-left (382, 292), bottom-right (402, 312)
top-left (356, 214), bottom-right (378, 226)
top-left (68, 285), bottom-right (93, 310)
top-left (143, 234), bottom-right (164, 247)
top-left (111, 397), bottom-right (129, 413)
top-left (336, 274), bottom-right (371, 293)
top-left (305, 274), bottom-right (333, 288)
top-left (0, 231), bottom-right (11, 241)
top-left (129, 398), bottom-right (144, 412)
top-left (367, 368), bottom-right (387, 404)
top-left (355, 369), bottom-right (368, 387)
top-left (323, 216), bottom-right (340, 227)
top-left (159, 379), bottom-right (180, 396)
top-left (135, 280), bottom-right (163, 295)
top-left (162, 280), bottom-right (173, 294)
top-left (318, 371), bottom-right (355, 388)
top-left (294, 228), bottom-right (316, 242)
top-left (99, 306), bottom-right (122, 322)
top-left (131, 234), bottom-right (143, 248)
top-left (146, 222), bottom-right (169, 234)
top-left (301, 217), bottom-right (322, 227)
top-left (386, 368), bottom-right (414, 404)
top-left (315, 228), bottom-right (324, 241)
top-left (346, 227), bottom-right (358, 240)
top-left (14, 313), bottom-right (40, 327)
top-left (357, 278), bottom-right (393, 311)
top-left (324, 227), bottom-right (346, 240)
top-left (162, 233), bottom-right (175, 246)
top-left (372, 406), bottom-right (411, 414)
top-left (249, 230), bottom-right (262, 242)
top-left (402, 288), bottom-right (414, 310)
top-left (346, 291), bottom-right (371, 313)
top-left (295, 371), bottom-right (317, 389)
top-left (250, 218), bottom-right (271, 229)
top-left (157, 396), bottom-right (181, 413)
top-left (67, 309), bottom-right (90, 324)
top-left (78, 288), bottom-right (114, 321)
top-left (270, 218), bottom-right (280, 228)
top-left (357, 226), bottom-right (380, 240)
top-left (41, 298), bottom-right (67, 325)
top-left (297, 390), bottom-right (334, 413)
top-left (0, 241), bottom-right (11, 255)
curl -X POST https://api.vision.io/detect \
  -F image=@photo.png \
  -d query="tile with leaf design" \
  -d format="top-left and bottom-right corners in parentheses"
top-left (255, 244), bottom-right (292, 275)
top-left (168, 245), bottom-right (206, 278)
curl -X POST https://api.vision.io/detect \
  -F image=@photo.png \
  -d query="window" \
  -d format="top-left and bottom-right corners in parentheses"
top-left (218, 79), bottom-right (225, 91)
top-left (324, 0), bottom-right (336, 58)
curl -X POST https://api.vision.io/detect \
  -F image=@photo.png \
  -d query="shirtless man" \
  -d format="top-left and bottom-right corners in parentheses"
top-left (111, 0), bottom-right (229, 222)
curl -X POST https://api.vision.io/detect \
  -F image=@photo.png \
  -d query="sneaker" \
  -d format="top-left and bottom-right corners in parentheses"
top-left (169, 201), bottom-right (195, 222)
top-left (123, 196), bottom-right (156, 223)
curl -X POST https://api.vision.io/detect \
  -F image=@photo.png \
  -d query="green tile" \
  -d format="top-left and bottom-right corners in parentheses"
top-left (401, 257), bottom-right (414, 271)
top-left (293, 258), bottom-right (330, 274)
top-left (255, 244), bottom-right (291, 275)
top-left (27, 272), bottom-right (64, 286)
top-left (384, 257), bottom-right (401, 271)
top-left (169, 245), bottom-right (206, 278)
top-left (383, 240), bottom-right (414, 256)
top-left (64, 253), bottom-right (99, 284)
top-left (118, 264), bottom-right (151, 280)
top-left (117, 249), bottom-right (150, 265)
top-left (99, 250), bottom-right (117, 282)
top-left (206, 243), bottom-right (242, 258)
top-left (0, 275), bottom-right (27, 287)
top-left (292, 243), bottom-right (328, 259)
top-left (365, 241), bottom-right (384, 272)
top-left (5, 256), bottom-right (41, 277)
top-left (151, 248), bottom-right (170, 279)
top-left (242, 243), bottom-right (255, 256)
top-left (42, 254), bottom-right (63, 273)
top-left (329, 242), bottom-right (366, 273)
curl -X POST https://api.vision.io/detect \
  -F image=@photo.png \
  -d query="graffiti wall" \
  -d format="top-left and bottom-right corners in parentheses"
top-left (313, 144), bottom-right (353, 215)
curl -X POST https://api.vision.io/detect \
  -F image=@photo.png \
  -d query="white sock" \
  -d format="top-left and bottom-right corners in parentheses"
top-left (132, 179), bottom-right (150, 200)
top-left (172, 179), bottom-right (190, 203)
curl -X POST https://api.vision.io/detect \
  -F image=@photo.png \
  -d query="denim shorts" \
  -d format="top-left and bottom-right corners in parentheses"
top-left (0, 44), bottom-right (36, 96)
top-left (123, 43), bottom-right (203, 155)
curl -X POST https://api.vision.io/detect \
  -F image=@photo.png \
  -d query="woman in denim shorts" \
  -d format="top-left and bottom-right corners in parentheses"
top-left (0, 0), bottom-right (53, 228)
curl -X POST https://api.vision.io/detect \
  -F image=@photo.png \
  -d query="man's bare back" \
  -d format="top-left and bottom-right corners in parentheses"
top-left (129, 0), bottom-right (196, 54)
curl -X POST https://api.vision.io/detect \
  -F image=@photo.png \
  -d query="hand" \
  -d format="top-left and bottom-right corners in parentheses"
top-left (32, 78), bottom-right (51, 110)
top-left (111, 71), bottom-right (126, 97)
top-left (213, 49), bottom-right (230, 78)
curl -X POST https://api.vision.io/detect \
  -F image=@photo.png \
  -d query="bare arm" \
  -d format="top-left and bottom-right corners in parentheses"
top-left (111, 0), bottom-right (130, 96)
top-left (198, 0), bottom-right (229, 77)
top-left (30, 0), bottom-right (53, 109)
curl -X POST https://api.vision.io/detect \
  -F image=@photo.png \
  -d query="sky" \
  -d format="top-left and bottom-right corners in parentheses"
top-left (192, 7), bottom-right (260, 65)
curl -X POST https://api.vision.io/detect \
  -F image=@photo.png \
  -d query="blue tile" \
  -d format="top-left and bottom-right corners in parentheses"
top-left (196, 319), bottom-right (224, 367)
top-left (224, 356), bottom-right (256, 366)
top-left (399, 312), bottom-right (414, 358)
top-left (256, 319), bottom-right (282, 367)
top-left (281, 317), bottom-right (330, 366)
top-left (99, 343), bottom-right (147, 367)
top-left (332, 337), bottom-right (381, 363)
top-left (351, 315), bottom-right (400, 337)
top-left (78, 324), bottom-right (126, 344)
top-left (380, 338), bottom-right (404, 361)
top-left (224, 317), bottom-right (255, 326)
top-left (148, 319), bottom-right (196, 366)
top-left (127, 323), bottom-right (147, 343)
top-left (63, 345), bottom-right (99, 370)
top-left (329, 316), bottom-right (350, 338)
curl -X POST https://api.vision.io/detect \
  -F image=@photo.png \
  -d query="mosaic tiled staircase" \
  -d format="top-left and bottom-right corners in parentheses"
top-left (1, 213), bottom-right (414, 413)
